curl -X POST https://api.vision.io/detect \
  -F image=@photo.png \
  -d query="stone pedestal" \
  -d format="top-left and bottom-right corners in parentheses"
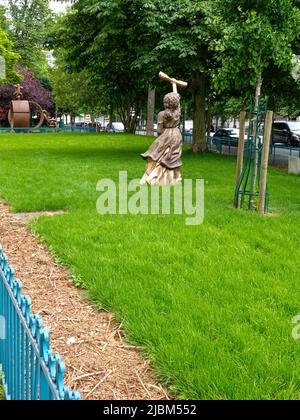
top-left (288, 156), bottom-right (300, 175)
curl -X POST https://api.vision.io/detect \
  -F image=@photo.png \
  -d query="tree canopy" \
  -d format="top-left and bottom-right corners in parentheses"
top-left (6, 0), bottom-right (53, 79)
top-left (0, 6), bottom-right (21, 83)
top-left (51, 0), bottom-right (157, 132)
top-left (42, 1), bottom-right (300, 140)
top-left (210, 0), bottom-right (300, 98)
top-left (50, 0), bottom-right (215, 141)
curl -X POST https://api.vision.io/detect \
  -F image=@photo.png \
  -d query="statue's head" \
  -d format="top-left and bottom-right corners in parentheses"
top-left (163, 92), bottom-right (180, 110)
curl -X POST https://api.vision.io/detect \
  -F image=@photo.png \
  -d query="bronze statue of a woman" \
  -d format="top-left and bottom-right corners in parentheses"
top-left (140, 72), bottom-right (188, 186)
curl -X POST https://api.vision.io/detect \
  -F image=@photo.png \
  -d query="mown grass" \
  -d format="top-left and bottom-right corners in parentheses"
top-left (0, 375), bottom-right (4, 400)
top-left (0, 132), bottom-right (300, 400)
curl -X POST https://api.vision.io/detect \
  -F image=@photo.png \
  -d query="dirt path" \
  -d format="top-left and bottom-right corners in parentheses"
top-left (0, 201), bottom-right (169, 400)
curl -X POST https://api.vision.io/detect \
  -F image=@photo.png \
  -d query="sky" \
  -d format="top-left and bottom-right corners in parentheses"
top-left (49, 1), bottom-right (71, 14)
top-left (0, 1), bottom-right (71, 14)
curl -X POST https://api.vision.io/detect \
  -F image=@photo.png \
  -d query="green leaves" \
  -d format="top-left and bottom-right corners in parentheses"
top-left (49, 0), bottom-right (300, 131)
top-left (0, 19), bottom-right (21, 83)
top-left (6, 0), bottom-right (54, 80)
top-left (210, 0), bottom-right (300, 95)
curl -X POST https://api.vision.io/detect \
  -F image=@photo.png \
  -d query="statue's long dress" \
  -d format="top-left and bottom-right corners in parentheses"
top-left (140, 110), bottom-right (182, 185)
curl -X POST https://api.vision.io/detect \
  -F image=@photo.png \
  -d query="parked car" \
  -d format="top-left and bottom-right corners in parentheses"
top-left (106, 122), bottom-right (125, 133)
top-left (212, 128), bottom-right (241, 147)
top-left (272, 121), bottom-right (300, 147)
top-left (181, 120), bottom-right (193, 133)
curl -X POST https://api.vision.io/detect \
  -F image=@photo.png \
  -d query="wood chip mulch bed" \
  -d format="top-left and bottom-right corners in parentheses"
top-left (0, 201), bottom-right (169, 400)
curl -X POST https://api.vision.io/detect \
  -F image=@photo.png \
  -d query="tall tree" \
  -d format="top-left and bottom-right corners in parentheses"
top-left (210, 0), bottom-right (300, 102)
top-left (6, 0), bottom-right (53, 79)
top-left (52, 0), bottom-right (216, 147)
top-left (52, 0), bottom-right (300, 145)
top-left (209, 0), bottom-right (300, 207)
top-left (132, 0), bottom-right (215, 151)
top-left (51, 0), bottom-right (153, 132)
top-left (51, 59), bottom-right (104, 120)
top-left (0, 6), bottom-right (21, 83)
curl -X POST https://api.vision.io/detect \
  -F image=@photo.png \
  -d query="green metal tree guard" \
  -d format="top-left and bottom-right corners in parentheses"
top-left (234, 96), bottom-right (270, 212)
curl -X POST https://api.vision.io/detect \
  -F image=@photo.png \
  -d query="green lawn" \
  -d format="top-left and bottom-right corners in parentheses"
top-left (0, 374), bottom-right (4, 400)
top-left (0, 132), bottom-right (300, 400)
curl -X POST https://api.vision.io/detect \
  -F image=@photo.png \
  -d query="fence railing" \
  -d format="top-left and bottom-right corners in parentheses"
top-left (270, 143), bottom-right (300, 159)
top-left (0, 245), bottom-right (81, 400)
top-left (0, 126), bottom-right (97, 134)
top-left (0, 127), bottom-right (61, 134)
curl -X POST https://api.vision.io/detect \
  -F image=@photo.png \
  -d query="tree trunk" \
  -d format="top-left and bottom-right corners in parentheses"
top-left (182, 104), bottom-right (186, 141)
top-left (255, 79), bottom-right (262, 109)
top-left (206, 105), bottom-right (212, 135)
top-left (132, 99), bottom-right (141, 133)
top-left (124, 107), bottom-right (131, 132)
top-left (146, 86), bottom-right (155, 136)
top-left (192, 70), bottom-right (207, 153)
top-left (109, 106), bottom-right (114, 128)
top-left (121, 101), bottom-right (141, 134)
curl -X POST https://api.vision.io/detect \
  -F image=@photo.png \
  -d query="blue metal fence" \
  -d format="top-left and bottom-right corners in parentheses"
top-left (0, 245), bottom-right (81, 400)
top-left (0, 126), bottom-right (97, 134)
top-left (0, 127), bottom-right (61, 134)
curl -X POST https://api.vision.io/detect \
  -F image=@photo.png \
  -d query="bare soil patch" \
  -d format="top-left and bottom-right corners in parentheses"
top-left (12, 210), bottom-right (65, 222)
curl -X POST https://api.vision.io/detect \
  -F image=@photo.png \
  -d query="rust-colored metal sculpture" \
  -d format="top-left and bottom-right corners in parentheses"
top-left (8, 84), bottom-right (56, 129)
top-left (8, 100), bottom-right (31, 128)
top-left (42, 110), bottom-right (58, 128)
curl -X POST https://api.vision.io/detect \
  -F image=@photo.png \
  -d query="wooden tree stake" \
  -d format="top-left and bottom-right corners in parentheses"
top-left (258, 110), bottom-right (273, 215)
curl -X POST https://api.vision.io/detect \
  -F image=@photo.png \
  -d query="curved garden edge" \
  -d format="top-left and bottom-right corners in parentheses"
top-left (0, 200), bottom-right (169, 401)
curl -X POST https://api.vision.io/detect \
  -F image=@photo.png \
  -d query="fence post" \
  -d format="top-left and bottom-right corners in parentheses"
top-left (0, 245), bottom-right (81, 400)
top-left (258, 110), bottom-right (273, 215)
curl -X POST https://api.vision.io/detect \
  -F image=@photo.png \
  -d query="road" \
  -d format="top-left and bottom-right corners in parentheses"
top-left (208, 143), bottom-right (300, 168)
top-left (183, 134), bottom-right (300, 168)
